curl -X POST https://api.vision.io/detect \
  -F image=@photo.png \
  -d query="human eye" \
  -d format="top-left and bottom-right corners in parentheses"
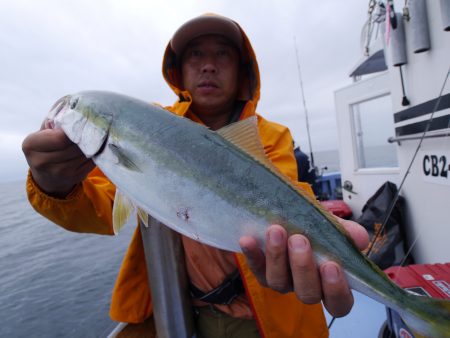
top-left (183, 48), bottom-right (202, 64)
top-left (188, 49), bottom-right (203, 58)
top-left (216, 49), bottom-right (230, 57)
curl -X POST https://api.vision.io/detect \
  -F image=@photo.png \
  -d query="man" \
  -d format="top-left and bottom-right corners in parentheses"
top-left (22, 14), bottom-right (368, 338)
top-left (294, 144), bottom-right (317, 186)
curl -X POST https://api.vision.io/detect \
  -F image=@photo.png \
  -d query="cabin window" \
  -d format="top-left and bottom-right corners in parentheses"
top-left (351, 94), bottom-right (398, 169)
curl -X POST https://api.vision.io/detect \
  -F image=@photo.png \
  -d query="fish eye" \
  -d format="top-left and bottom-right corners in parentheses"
top-left (70, 98), bottom-right (79, 109)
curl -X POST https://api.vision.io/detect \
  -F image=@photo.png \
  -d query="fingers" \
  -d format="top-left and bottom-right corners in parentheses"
top-left (288, 235), bottom-right (321, 303)
top-left (22, 127), bottom-right (93, 197)
top-left (240, 227), bottom-right (356, 318)
top-left (288, 234), bottom-right (354, 317)
top-left (336, 217), bottom-right (369, 250)
top-left (22, 128), bottom-right (73, 154)
top-left (28, 143), bottom-right (88, 168)
top-left (240, 222), bottom-right (359, 318)
top-left (265, 225), bottom-right (291, 292)
top-left (22, 128), bottom-right (88, 170)
top-left (239, 236), bottom-right (267, 287)
top-left (320, 262), bottom-right (354, 317)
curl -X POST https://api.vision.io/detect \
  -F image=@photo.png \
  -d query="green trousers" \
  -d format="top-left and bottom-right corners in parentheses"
top-left (194, 306), bottom-right (261, 338)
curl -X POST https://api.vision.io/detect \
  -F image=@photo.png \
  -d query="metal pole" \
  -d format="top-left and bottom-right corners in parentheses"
top-left (294, 37), bottom-right (315, 169)
top-left (140, 216), bottom-right (196, 338)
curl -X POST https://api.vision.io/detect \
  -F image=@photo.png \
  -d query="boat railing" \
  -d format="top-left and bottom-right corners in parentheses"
top-left (388, 130), bottom-right (450, 144)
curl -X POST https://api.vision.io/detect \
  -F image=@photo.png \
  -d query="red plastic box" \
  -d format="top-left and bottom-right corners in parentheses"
top-left (381, 263), bottom-right (450, 338)
top-left (319, 200), bottom-right (352, 219)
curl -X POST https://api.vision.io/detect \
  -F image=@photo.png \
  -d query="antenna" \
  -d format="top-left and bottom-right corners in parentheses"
top-left (294, 36), bottom-right (315, 169)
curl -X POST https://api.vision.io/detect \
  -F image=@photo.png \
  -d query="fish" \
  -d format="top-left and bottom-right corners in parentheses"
top-left (47, 91), bottom-right (450, 338)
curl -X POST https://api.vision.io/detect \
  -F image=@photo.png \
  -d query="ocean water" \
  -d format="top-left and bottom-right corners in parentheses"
top-left (0, 180), bottom-right (135, 338)
top-left (313, 149), bottom-right (340, 173)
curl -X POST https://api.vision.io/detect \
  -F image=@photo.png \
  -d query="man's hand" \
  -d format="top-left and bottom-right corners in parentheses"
top-left (22, 120), bottom-right (95, 198)
top-left (239, 218), bottom-right (369, 318)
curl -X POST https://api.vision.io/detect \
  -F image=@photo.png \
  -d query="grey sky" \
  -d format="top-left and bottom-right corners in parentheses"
top-left (0, 0), bottom-right (370, 182)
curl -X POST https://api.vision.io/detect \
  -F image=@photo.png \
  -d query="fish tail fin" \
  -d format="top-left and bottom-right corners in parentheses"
top-left (399, 293), bottom-right (450, 338)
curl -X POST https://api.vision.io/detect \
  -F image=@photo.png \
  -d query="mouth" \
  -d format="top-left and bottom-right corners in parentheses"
top-left (197, 81), bottom-right (219, 89)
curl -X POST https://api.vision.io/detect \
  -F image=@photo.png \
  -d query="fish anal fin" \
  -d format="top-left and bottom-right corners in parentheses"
top-left (137, 208), bottom-right (149, 227)
top-left (113, 190), bottom-right (135, 235)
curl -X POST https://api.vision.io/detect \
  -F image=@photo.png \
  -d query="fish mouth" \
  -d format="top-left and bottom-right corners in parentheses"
top-left (48, 95), bottom-right (70, 120)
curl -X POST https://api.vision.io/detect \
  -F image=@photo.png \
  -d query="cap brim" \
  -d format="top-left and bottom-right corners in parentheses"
top-left (170, 15), bottom-right (243, 55)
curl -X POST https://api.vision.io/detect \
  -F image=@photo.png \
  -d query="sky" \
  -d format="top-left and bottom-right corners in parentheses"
top-left (0, 0), bottom-right (372, 183)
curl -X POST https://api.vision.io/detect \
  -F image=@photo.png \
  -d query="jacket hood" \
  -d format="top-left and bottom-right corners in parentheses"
top-left (162, 14), bottom-right (261, 110)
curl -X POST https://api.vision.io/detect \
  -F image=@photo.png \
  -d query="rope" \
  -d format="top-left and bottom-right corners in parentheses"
top-left (363, 0), bottom-right (379, 55)
top-left (368, 0), bottom-right (376, 16)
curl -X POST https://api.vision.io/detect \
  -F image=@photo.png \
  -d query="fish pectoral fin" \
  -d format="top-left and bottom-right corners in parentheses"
top-left (109, 144), bottom-right (142, 172)
top-left (113, 190), bottom-right (136, 235)
top-left (137, 208), bottom-right (149, 228)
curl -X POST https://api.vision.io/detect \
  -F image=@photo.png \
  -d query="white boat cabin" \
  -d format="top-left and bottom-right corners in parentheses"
top-left (334, 0), bottom-right (450, 264)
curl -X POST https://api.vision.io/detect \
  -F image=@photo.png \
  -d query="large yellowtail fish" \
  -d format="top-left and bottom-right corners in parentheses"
top-left (47, 91), bottom-right (450, 338)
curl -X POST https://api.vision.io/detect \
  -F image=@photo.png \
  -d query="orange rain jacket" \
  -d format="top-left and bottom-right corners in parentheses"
top-left (27, 16), bottom-right (328, 338)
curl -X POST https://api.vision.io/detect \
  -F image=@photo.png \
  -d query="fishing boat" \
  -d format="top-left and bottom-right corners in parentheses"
top-left (332, 0), bottom-right (450, 336)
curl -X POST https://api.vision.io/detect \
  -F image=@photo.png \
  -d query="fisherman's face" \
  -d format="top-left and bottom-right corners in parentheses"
top-left (181, 35), bottom-right (240, 115)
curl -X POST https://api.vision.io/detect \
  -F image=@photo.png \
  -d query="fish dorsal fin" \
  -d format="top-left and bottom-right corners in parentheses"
top-left (217, 116), bottom-right (275, 169)
top-left (217, 117), bottom-right (347, 236)
top-left (113, 190), bottom-right (135, 235)
top-left (217, 116), bottom-right (304, 193)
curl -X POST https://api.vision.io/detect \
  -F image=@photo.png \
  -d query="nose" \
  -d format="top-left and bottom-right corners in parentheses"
top-left (200, 54), bottom-right (217, 73)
